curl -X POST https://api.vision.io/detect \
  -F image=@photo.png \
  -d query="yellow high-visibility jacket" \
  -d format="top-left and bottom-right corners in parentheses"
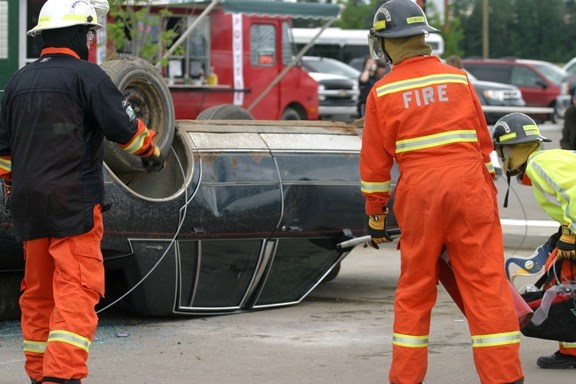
top-left (525, 149), bottom-right (576, 232)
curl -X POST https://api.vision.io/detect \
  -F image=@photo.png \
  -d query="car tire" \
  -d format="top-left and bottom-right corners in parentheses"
top-left (552, 106), bottom-right (564, 125)
top-left (0, 272), bottom-right (22, 321)
top-left (322, 262), bottom-right (341, 283)
top-left (100, 56), bottom-right (176, 174)
top-left (281, 107), bottom-right (302, 120)
top-left (197, 104), bottom-right (255, 120)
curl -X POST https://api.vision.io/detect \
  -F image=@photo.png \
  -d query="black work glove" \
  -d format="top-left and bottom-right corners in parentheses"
top-left (367, 208), bottom-right (392, 249)
top-left (141, 147), bottom-right (165, 172)
top-left (557, 225), bottom-right (576, 260)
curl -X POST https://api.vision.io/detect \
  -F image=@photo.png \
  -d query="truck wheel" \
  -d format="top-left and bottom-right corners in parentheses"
top-left (100, 56), bottom-right (176, 174)
top-left (0, 272), bottom-right (22, 321)
top-left (197, 104), bottom-right (255, 120)
top-left (281, 107), bottom-right (302, 120)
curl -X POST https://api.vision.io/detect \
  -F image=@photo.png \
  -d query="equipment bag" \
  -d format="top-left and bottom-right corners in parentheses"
top-left (520, 259), bottom-right (576, 342)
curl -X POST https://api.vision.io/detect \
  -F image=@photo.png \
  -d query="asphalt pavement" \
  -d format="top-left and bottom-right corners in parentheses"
top-left (0, 123), bottom-right (571, 384)
top-left (1, 244), bottom-right (573, 384)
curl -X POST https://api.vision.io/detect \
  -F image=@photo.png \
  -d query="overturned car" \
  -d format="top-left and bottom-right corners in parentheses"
top-left (0, 58), bottom-right (398, 321)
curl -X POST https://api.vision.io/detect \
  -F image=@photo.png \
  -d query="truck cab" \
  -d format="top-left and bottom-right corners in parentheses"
top-left (117, 0), bottom-right (342, 121)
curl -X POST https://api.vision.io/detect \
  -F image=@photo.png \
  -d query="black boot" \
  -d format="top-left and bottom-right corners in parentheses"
top-left (41, 378), bottom-right (81, 384)
top-left (537, 350), bottom-right (576, 369)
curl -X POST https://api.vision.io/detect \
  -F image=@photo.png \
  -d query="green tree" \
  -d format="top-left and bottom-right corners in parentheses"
top-left (107, 0), bottom-right (181, 66)
top-left (452, 0), bottom-right (576, 63)
top-left (334, 0), bottom-right (379, 29)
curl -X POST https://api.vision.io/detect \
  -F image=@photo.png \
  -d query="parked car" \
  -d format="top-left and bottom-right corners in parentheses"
top-left (300, 56), bottom-right (360, 120)
top-left (466, 71), bottom-right (526, 124)
top-left (348, 57), bottom-right (365, 72)
top-left (463, 58), bottom-right (571, 122)
top-left (561, 57), bottom-right (576, 95)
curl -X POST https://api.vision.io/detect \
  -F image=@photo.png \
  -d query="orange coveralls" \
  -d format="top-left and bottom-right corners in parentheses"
top-left (360, 56), bottom-right (523, 384)
top-left (20, 205), bottom-right (104, 381)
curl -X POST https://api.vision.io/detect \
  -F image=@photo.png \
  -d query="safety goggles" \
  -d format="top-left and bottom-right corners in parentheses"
top-left (87, 30), bottom-right (96, 46)
top-left (368, 30), bottom-right (386, 61)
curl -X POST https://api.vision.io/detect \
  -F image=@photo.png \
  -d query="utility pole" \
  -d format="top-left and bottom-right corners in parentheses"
top-left (482, 0), bottom-right (489, 58)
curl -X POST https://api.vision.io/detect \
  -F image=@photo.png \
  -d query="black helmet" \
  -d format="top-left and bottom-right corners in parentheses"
top-left (492, 113), bottom-right (551, 146)
top-left (372, 0), bottom-right (438, 39)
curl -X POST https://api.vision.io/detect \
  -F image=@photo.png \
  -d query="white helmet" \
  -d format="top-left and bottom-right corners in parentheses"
top-left (90, 0), bottom-right (110, 18)
top-left (27, 0), bottom-right (104, 37)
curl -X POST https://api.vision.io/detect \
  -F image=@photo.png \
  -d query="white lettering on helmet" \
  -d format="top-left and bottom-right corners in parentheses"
top-left (383, 8), bottom-right (391, 22)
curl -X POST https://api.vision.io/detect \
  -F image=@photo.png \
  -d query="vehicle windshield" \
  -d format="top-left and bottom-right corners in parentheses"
top-left (528, 61), bottom-right (567, 85)
top-left (302, 57), bottom-right (360, 78)
top-left (465, 70), bottom-right (478, 82)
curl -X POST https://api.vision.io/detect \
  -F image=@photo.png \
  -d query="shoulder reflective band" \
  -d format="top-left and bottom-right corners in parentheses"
top-left (392, 332), bottom-right (429, 348)
top-left (396, 130), bottom-right (477, 153)
top-left (361, 180), bottom-right (391, 194)
top-left (376, 73), bottom-right (468, 97)
top-left (48, 330), bottom-right (91, 352)
top-left (471, 331), bottom-right (520, 348)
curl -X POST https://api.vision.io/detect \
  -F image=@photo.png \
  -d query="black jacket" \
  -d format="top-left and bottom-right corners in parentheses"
top-left (560, 103), bottom-right (576, 150)
top-left (0, 50), bottom-right (139, 240)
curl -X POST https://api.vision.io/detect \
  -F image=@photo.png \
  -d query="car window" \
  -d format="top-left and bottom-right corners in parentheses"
top-left (466, 64), bottom-right (511, 83)
top-left (527, 61), bottom-right (566, 85)
top-left (302, 57), bottom-right (360, 78)
top-left (251, 24), bottom-right (276, 67)
top-left (510, 66), bottom-right (540, 87)
top-left (464, 70), bottom-right (477, 81)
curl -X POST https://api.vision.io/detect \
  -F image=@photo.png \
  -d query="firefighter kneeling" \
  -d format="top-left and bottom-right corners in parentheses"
top-left (493, 112), bottom-right (576, 369)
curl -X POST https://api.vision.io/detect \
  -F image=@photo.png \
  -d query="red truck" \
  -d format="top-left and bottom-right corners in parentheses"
top-left (97, 0), bottom-right (341, 120)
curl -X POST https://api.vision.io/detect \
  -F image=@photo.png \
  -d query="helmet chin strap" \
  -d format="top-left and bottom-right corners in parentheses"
top-left (503, 163), bottom-right (527, 208)
top-left (503, 171), bottom-right (511, 208)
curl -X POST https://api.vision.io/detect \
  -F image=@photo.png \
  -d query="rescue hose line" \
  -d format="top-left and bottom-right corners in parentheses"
top-left (96, 147), bottom-right (195, 314)
top-left (508, 180), bottom-right (529, 255)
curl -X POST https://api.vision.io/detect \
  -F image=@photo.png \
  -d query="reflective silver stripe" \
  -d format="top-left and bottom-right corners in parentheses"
top-left (471, 331), bottom-right (520, 348)
top-left (361, 180), bottom-right (391, 194)
top-left (392, 333), bottom-right (429, 348)
top-left (123, 130), bottom-right (148, 154)
top-left (560, 341), bottom-right (576, 349)
top-left (396, 130), bottom-right (477, 153)
top-left (23, 340), bottom-right (47, 354)
top-left (530, 161), bottom-right (574, 232)
top-left (376, 73), bottom-right (468, 97)
top-left (48, 330), bottom-right (91, 352)
top-left (485, 161), bottom-right (494, 173)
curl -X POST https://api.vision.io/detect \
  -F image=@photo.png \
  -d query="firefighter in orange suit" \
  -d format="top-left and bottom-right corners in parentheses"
top-left (359, 1), bottom-right (524, 383)
top-left (492, 112), bottom-right (576, 369)
top-left (0, 1), bottom-right (165, 383)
